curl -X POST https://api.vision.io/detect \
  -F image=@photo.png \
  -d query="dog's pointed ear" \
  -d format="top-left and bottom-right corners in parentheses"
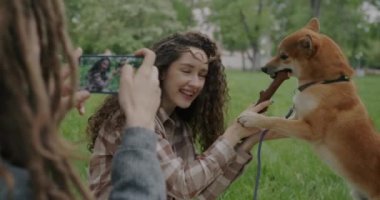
top-left (298, 34), bottom-right (316, 56)
top-left (299, 34), bottom-right (313, 49)
top-left (306, 18), bottom-right (320, 32)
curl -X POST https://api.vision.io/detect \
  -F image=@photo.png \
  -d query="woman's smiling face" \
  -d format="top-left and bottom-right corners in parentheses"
top-left (161, 47), bottom-right (209, 114)
top-left (100, 59), bottom-right (110, 71)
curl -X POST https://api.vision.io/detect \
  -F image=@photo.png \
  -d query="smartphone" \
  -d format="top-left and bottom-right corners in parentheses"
top-left (79, 55), bottom-right (143, 94)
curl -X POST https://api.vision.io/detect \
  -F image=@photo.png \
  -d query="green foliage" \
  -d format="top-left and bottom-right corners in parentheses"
top-left (267, 0), bottom-right (311, 44)
top-left (318, 0), bottom-right (370, 65)
top-left (210, 0), bottom-right (248, 51)
top-left (208, 0), bottom-right (379, 68)
top-left (365, 21), bottom-right (380, 68)
top-left (210, 0), bottom-right (273, 52)
top-left (171, 0), bottom-right (195, 28)
top-left (65, 0), bottom-right (379, 68)
top-left (66, 0), bottom-right (191, 54)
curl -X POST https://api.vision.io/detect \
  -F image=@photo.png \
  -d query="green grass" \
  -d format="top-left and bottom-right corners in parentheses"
top-left (61, 70), bottom-right (380, 200)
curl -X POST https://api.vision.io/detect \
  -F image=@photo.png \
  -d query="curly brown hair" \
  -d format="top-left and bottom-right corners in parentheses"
top-left (87, 31), bottom-right (229, 152)
top-left (0, 0), bottom-right (92, 199)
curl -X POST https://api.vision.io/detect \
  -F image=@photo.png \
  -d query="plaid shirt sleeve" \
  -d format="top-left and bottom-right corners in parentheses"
top-left (197, 148), bottom-right (252, 200)
top-left (89, 126), bottom-right (121, 200)
top-left (157, 132), bottom-right (251, 199)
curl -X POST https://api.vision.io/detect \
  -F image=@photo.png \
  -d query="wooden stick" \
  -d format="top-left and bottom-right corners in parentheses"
top-left (256, 70), bottom-right (290, 113)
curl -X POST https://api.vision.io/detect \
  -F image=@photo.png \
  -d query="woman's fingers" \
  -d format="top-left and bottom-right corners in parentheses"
top-left (74, 90), bottom-right (90, 115)
top-left (134, 48), bottom-right (156, 73)
top-left (249, 100), bottom-right (273, 113)
top-left (119, 64), bottom-right (134, 95)
top-left (73, 47), bottom-right (83, 65)
top-left (60, 90), bottom-right (90, 115)
top-left (60, 47), bottom-right (83, 96)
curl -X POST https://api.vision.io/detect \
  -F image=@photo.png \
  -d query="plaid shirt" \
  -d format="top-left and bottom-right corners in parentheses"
top-left (89, 108), bottom-right (252, 200)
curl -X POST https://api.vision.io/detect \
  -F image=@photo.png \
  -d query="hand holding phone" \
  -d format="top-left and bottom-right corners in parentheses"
top-left (79, 55), bottom-right (143, 94)
top-left (118, 48), bottom-right (161, 130)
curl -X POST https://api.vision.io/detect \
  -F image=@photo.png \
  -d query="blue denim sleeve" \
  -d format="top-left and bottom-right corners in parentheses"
top-left (110, 127), bottom-right (166, 200)
top-left (0, 160), bottom-right (31, 199)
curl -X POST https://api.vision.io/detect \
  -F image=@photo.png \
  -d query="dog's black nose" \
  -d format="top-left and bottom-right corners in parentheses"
top-left (261, 67), bottom-right (268, 73)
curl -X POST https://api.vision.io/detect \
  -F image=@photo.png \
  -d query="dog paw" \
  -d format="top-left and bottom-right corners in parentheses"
top-left (238, 111), bottom-right (263, 128)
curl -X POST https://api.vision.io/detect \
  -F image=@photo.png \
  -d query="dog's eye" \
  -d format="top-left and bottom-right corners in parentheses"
top-left (280, 54), bottom-right (289, 60)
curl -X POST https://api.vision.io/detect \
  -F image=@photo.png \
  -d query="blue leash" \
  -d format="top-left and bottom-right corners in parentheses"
top-left (253, 129), bottom-right (268, 200)
top-left (252, 106), bottom-right (294, 200)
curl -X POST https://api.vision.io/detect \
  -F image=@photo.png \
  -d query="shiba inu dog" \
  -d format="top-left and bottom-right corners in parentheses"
top-left (238, 18), bottom-right (380, 200)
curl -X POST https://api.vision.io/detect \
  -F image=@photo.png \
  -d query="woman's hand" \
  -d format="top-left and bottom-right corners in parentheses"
top-left (118, 48), bottom-right (161, 130)
top-left (223, 100), bottom-right (272, 147)
top-left (60, 48), bottom-right (91, 116)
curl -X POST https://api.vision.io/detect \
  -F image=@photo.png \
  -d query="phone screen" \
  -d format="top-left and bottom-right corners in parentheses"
top-left (79, 55), bottom-right (143, 94)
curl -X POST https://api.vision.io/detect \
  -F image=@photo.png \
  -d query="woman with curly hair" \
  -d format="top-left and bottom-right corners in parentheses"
top-left (86, 57), bottom-right (113, 92)
top-left (88, 31), bottom-right (271, 199)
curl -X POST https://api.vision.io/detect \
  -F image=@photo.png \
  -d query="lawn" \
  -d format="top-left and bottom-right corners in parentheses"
top-left (61, 70), bottom-right (380, 200)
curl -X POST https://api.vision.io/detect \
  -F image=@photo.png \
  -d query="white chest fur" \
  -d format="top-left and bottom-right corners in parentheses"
top-left (293, 91), bottom-right (319, 118)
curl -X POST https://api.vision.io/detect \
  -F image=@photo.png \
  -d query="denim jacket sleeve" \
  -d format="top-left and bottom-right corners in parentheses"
top-left (110, 127), bottom-right (166, 200)
top-left (0, 159), bottom-right (31, 200)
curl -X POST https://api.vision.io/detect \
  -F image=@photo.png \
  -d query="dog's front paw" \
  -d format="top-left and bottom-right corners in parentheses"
top-left (238, 111), bottom-right (264, 128)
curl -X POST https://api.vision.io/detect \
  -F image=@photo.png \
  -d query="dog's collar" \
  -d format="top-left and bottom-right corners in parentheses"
top-left (298, 75), bottom-right (350, 92)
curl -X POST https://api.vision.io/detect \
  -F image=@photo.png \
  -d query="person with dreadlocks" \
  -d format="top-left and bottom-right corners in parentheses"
top-left (0, 0), bottom-right (165, 199)
top-left (88, 31), bottom-right (271, 199)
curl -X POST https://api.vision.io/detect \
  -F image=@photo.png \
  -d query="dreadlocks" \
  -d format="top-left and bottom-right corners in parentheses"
top-left (0, 0), bottom-right (92, 199)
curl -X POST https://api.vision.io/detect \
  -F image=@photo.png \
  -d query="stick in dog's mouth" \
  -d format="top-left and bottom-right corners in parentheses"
top-left (254, 69), bottom-right (291, 113)
top-left (271, 69), bottom-right (291, 79)
top-left (261, 66), bottom-right (292, 79)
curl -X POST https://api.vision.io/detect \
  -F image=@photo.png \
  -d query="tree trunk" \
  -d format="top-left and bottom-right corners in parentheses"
top-left (239, 9), bottom-right (255, 69)
top-left (241, 51), bottom-right (247, 71)
top-left (254, 50), bottom-right (261, 69)
top-left (310, 0), bottom-right (321, 18)
top-left (238, 0), bottom-right (263, 70)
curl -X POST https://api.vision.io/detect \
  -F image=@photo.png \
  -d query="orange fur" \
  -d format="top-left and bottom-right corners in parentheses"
top-left (238, 18), bottom-right (380, 200)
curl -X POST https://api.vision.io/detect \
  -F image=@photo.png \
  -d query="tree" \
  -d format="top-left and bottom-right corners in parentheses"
top-left (310, 0), bottom-right (322, 17)
top-left (66, 0), bottom-right (193, 54)
top-left (263, 0), bottom-right (376, 68)
top-left (364, 3), bottom-right (380, 68)
top-left (209, 0), bottom-right (273, 70)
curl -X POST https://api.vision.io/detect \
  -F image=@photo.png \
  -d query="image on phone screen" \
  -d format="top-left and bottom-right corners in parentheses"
top-left (79, 55), bottom-right (143, 94)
